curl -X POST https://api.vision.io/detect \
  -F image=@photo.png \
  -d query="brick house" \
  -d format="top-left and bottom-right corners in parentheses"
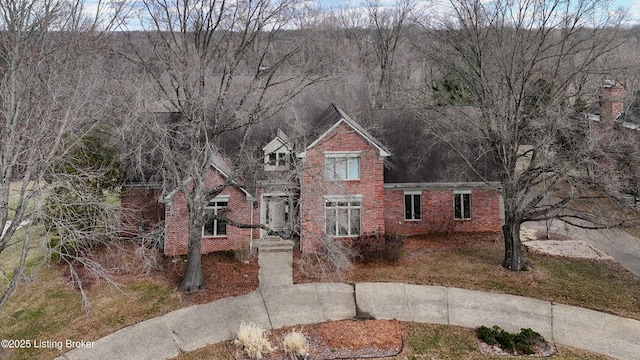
top-left (586, 80), bottom-right (640, 204)
top-left (297, 106), bottom-right (390, 252)
top-left (121, 104), bottom-right (503, 256)
top-left (161, 158), bottom-right (257, 256)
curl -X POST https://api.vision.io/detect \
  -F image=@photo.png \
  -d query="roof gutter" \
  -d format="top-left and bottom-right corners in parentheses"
top-left (383, 181), bottom-right (501, 190)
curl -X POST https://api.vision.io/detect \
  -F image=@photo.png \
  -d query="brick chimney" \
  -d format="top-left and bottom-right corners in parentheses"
top-left (599, 80), bottom-right (625, 124)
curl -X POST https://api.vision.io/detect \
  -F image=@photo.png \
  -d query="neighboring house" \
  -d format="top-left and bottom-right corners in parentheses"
top-left (587, 80), bottom-right (640, 205)
top-left (121, 104), bottom-right (504, 256)
top-left (587, 79), bottom-right (640, 130)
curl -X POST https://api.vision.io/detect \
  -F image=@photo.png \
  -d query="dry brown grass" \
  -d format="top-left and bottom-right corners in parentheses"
top-left (170, 342), bottom-right (234, 360)
top-left (0, 243), bottom-right (261, 360)
top-left (346, 233), bottom-right (640, 321)
top-left (2, 230), bottom-right (639, 360)
top-left (0, 265), bottom-right (182, 360)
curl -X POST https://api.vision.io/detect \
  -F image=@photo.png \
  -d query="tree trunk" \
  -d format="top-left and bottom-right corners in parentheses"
top-left (502, 221), bottom-right (525, 271)
top-left (179, 226), bottom-right (205, 292)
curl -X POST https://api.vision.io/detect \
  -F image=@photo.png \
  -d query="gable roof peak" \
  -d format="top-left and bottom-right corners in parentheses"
top-left (262, 128), bottom-right (293, 152)
top-left (298, 104), bottom-right (390, 158)
top-left (276, 128), bottom-right (291, 144)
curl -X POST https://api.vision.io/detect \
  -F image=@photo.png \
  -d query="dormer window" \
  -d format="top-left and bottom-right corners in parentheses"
top-left (267, 152), bottom-right (288, 167)
top-left (263, 129), bottom-right (292, 171)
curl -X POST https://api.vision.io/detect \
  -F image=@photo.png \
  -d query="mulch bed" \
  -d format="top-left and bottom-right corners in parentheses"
top-left (167, 250), bottom-right (260, 305)
top-left (57, 245), bottom-right (261, 305)
top-left (226, 319), bottom-right (403, 360)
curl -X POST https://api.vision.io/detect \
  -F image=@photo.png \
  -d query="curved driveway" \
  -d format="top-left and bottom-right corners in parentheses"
top-left (523, 220), bottom-right (640, 277)
top-left (56, 282), bottom-right (640, 360)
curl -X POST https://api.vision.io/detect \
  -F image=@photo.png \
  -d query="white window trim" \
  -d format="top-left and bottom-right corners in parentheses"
top-left (324, 152), bottom-right (361, 181)
top-left (324, 195), bottom-right (362, 237)
top-left (404, 191), bottom-right (422, 221)
top-left (453, 190), bottom-right (472, 194)
top-left (202, 196), bottom-right (229, 237)
top-left (324, 151), bottom-right (362, 157)
top-left (324, 194), bottom-right (363, 201)
top-left (264, 151), bottom-right (290, 170)
top-left (453, 190), bottom-right (472, 220)
top-left (209, 195), bottom-right (230, 202)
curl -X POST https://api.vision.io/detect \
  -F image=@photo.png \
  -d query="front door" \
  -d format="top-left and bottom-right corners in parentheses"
top-left (264, 195), bottom-right (290, 233)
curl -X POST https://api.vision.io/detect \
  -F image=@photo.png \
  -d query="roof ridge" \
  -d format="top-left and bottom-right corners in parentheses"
top-left (332, 104), bottom-right (391, 156)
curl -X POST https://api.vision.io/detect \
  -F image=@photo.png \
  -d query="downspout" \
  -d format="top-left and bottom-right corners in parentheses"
top-left (298, 198), bottom-right (303, 252)
top-left (250, 199), bottom-right (254, 251)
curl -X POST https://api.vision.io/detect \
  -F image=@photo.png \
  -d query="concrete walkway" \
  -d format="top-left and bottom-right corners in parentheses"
top-left (55, 282), bottom-right (640, 360)
top-left (54, 235), bottom-right (640, 360)
top-left (258, 236), bottom-right (294, 288)
top-left (524, 220), bottom-right (640, 277)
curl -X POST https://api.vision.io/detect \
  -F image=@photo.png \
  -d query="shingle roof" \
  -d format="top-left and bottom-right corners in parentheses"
top-left (298, 104), bottom-right (390, 158)
top-left (371, 107), bottom-right (497, 183)
top-left (131, 75), bottom-right (497, 186)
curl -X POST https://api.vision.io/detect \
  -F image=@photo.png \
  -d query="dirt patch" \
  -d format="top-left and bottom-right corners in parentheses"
top-left (478, 339), bottom-right (557, 357)
top-left (520, 228), bottom-right (613, 260)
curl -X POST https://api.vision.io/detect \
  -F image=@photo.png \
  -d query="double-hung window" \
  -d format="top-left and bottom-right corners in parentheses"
top-left (325, 196), bottom-right (361, 236)
top-left (325, 153), bottom-right (360, 180)
top-left (454, 191), bottom-right (471, 220)
top-left (203, 197), bottom-right (228, 237)
top-left (404, 192), bottom-right (422, 220)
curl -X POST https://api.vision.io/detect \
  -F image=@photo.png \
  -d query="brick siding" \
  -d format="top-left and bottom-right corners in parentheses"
top-left (300, 122), bottom-right (386, 252)
top-left (384, 188), bottom-right (502, 236)
top-left (599, 85), bottom-right (625, 125)
top-left (163, 168), bottom-right (257, 257)
top-left (130, 121), bottom-right (503, 257)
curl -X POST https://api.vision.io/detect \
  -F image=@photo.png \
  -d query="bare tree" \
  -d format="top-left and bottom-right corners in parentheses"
top-left (418, 0), bottom-right (627, 270)
top-left (121, 0), bottom-right (321, 292)
top-left (324, 0), bottom-right (419, 108)
top-left (326, 4), bottom-right (372, 72)
top-left (366, 0), bottom-right (419, 108)
top-left (0, 0), bottom-right (124, 307)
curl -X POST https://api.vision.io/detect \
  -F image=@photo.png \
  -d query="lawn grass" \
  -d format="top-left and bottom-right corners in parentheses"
top-left (5, 181), bottom-right (36, 220)
top-left (347, 234), bottom-right (640, 320)
top-left (1, 181), bottom-right (39, 270)
top-left (171, 343), bottom-right (235, 360)
top-left (403, 323), bottom-right (613, 359)
top-left (0, 226), bottom-right (42, 280)
top-left (0, 265), bottom-right (182, 360)
top-left (1, 232), bottom-right (639, 359)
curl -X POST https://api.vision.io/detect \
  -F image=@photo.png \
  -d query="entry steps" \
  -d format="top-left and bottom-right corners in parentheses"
top-left (258, 236), bottom-right (294, 253)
